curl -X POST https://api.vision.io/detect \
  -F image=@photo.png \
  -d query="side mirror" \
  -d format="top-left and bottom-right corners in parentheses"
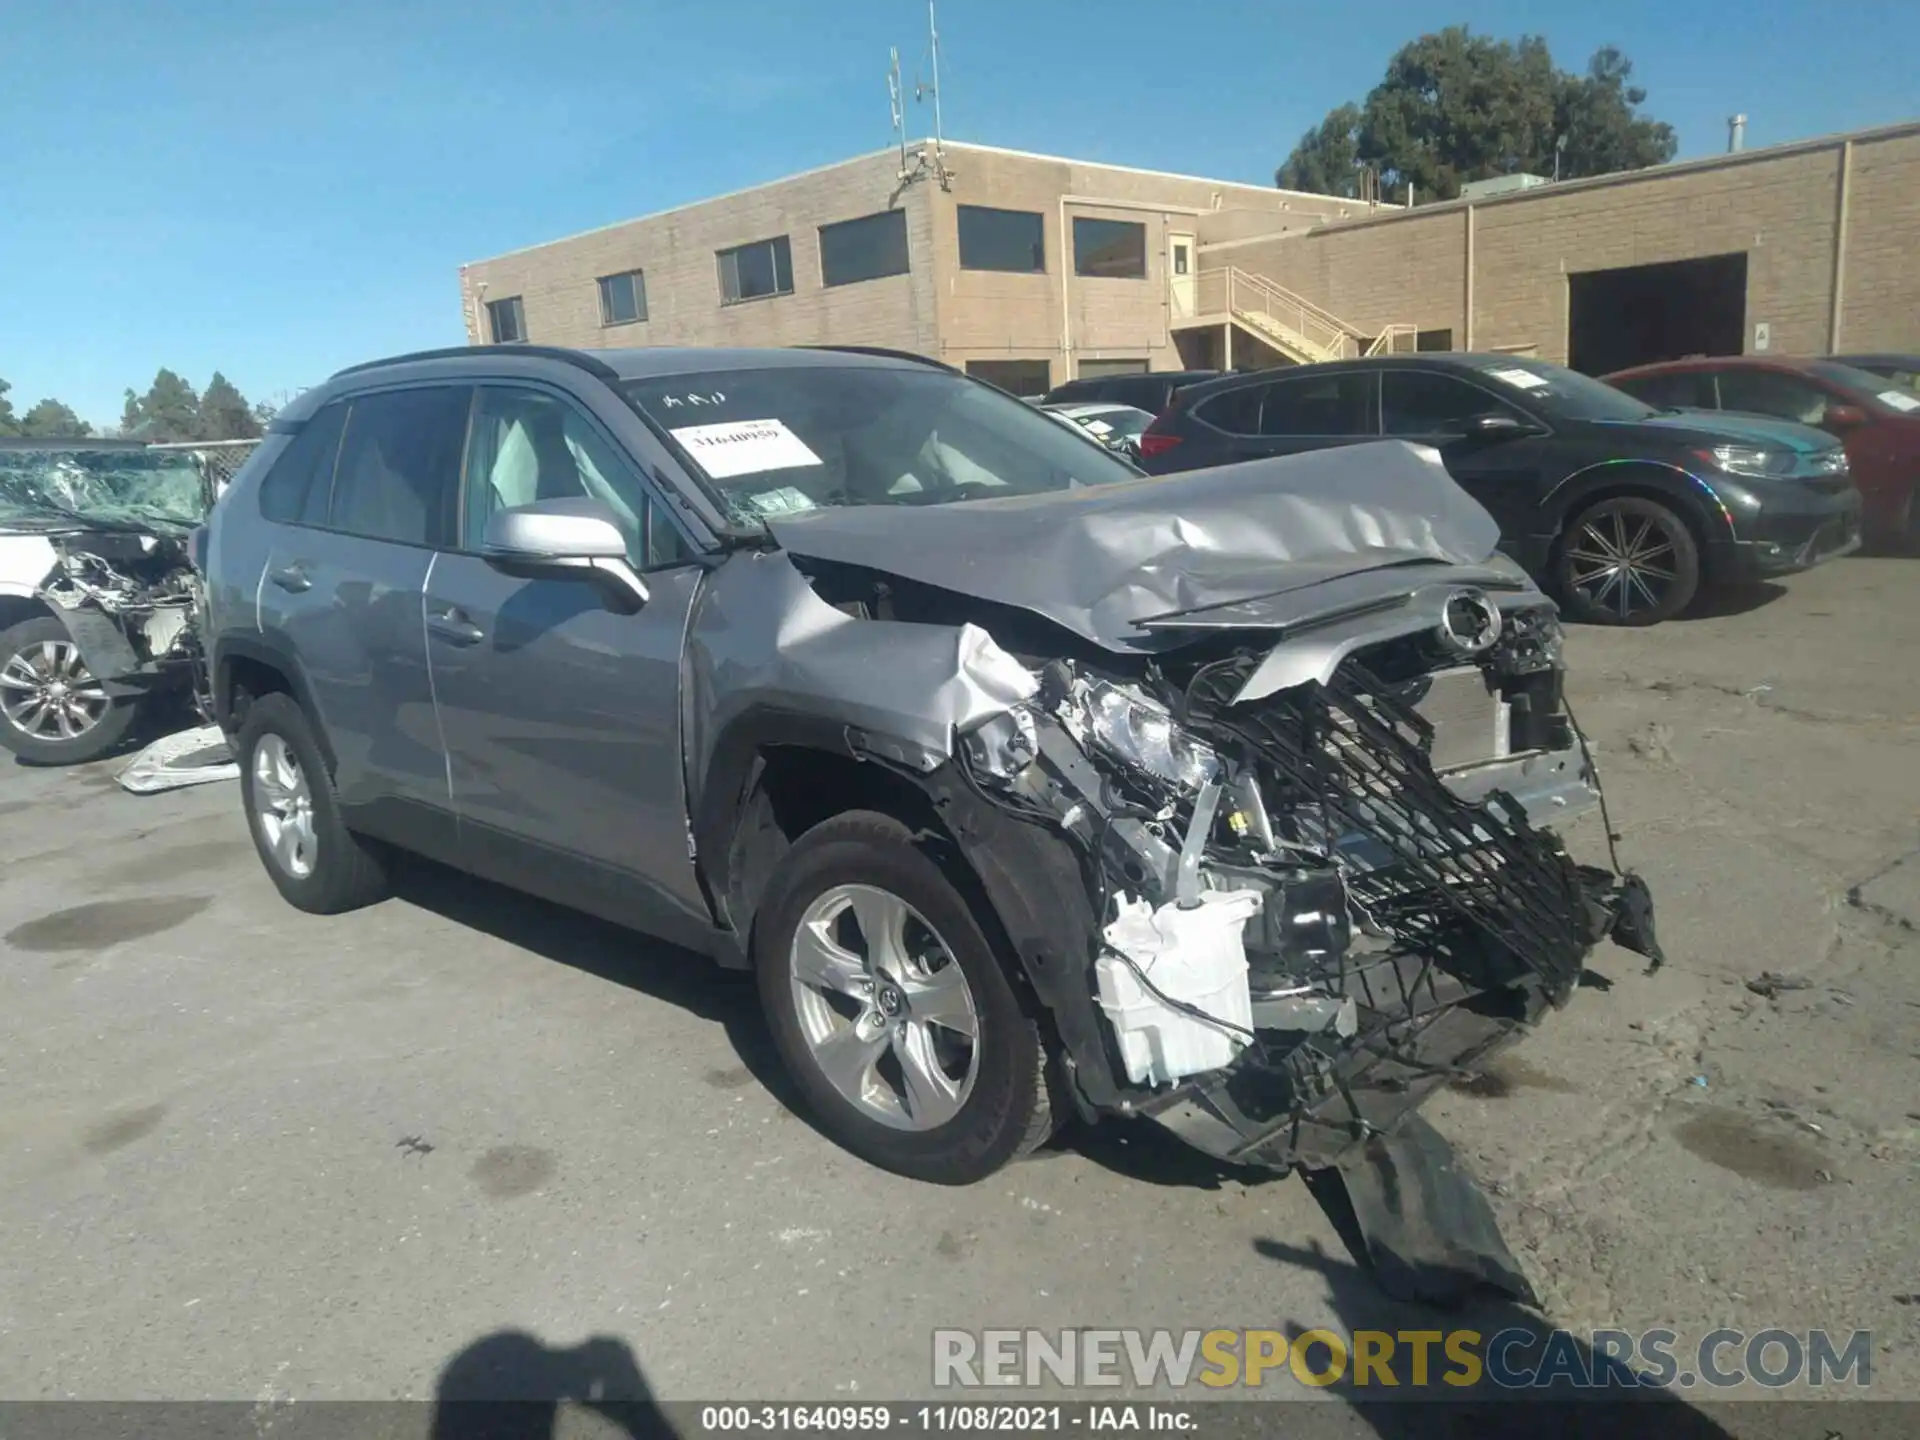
top-left (1458, 411), bottom-right (1535, 443)
top-left (481, 497), bottom-right (650, 614)
top-left (1824, 403), bottom-right (1867, 431)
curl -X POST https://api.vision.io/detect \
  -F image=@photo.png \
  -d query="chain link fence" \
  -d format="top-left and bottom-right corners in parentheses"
top-left (147, 438), bottom-right (262, 496)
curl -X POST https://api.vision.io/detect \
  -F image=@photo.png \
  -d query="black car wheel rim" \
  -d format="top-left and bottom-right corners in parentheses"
top-left (1567, 506), bottom-right (1680, 620)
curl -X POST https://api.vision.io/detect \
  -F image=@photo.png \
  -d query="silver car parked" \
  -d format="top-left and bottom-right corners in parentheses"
top-left (203, 344), bottom-right (1661, 1189)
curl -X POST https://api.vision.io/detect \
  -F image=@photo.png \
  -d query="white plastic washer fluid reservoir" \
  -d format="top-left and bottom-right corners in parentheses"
top-left (1096, 890), bottom-right (1261, 1087)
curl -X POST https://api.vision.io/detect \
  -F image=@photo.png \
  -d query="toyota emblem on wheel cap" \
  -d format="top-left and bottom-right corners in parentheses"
top-left (1436, 588), bottom-right (1503, 656)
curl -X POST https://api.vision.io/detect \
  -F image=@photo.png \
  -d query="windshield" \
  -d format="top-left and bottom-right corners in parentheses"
top-left (623, 365), bottom-right (1139, 527)
top-left (1808, 360), bottom-right (1920, 414)
top-left (0, 449), bottom-right (208, 530)
top-left (1468, 357), bottom-right (1658, 423)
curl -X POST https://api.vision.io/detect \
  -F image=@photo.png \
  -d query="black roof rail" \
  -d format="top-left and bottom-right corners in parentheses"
top-left (330, 344), bottom-right (620, 382)
top-left (795, 344), bottom-right (958, 375)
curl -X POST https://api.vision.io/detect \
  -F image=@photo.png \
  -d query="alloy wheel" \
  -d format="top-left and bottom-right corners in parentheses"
top-left (0, 640), bottom-right (109, 742)
top-left (252, 734), bottom-right (318, 879)
top-left (1565, 503), bottom-right (1683, 621)
top-left (788, 883), bottom-right (981, 1132)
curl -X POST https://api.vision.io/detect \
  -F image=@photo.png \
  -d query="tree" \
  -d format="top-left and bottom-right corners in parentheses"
top-left (19, 399), bottom-right (91, 437)
top-left (198, 371), bottom-right (262, 440)
top-left (1278, 27), bottom-right (1677, 204)
top-left (122, 368), bottom-right (203, 442)
top-left (1554, 47), bottom-right (1678, 182)
top-left (0, 378), bottom-right (18, 436)
top-left (1276, 103), bottom-right (1365, 197)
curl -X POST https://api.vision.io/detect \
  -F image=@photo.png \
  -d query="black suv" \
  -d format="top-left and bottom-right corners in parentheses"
top-left (1041, 370), bottom-right (1218, 415)
top-left (1139, 354), bottom-right (1862, 625)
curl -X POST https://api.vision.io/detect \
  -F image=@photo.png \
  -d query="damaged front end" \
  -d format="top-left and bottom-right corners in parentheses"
top-left (952, 583), bottom-right (1662, 1174)
top-left (38, 530), bottom-right (211, 714)
top-left (0, 446), bottom-right (217, 754)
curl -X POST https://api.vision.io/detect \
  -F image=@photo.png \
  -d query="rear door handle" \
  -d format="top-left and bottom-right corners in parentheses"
top-left (425, 604), bottom-right (485, 647)
top-left (268, 563), bottom-right (311, 594)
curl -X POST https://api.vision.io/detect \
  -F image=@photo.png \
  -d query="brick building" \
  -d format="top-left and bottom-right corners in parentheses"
top-left (460, 121), bottom-right (1920, 387)
top-left (458, 141), bottom-right (1375, 394)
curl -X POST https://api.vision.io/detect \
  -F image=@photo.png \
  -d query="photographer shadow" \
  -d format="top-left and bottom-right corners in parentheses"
top-left (430, 1330), bottom-right (675, 1440)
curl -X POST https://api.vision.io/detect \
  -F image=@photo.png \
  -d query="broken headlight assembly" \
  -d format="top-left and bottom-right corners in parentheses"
top-left (1073, 679), bottom-right (1220, 794)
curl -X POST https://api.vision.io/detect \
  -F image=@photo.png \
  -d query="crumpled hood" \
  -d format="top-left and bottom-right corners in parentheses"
top-left (765, 441), bottom-right (1505, 651)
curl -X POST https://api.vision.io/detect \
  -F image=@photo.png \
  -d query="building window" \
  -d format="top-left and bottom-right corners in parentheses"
top-left (487, 296), bottom-right (526, 344)
top-left (957, 205), bottom-right (1045, 273)
top-left (598, 270), bottom-right (648, 326)
top-left (1077, 359), bottom-right (1150, 379)
top-left (717, 236), bottom-right (794, 304)
top-left (1172, 243), bottom-right (1190, 277)
top-left (819, 209), bottom-right (910, 288)
top-left (1073, 218), bottom-right (1147, 279)
top-left (965, 359), bottom-right (1051, 396)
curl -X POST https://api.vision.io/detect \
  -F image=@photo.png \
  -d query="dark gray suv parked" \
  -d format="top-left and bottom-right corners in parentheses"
top-left (204, 344), bottom-right (1659, 1188)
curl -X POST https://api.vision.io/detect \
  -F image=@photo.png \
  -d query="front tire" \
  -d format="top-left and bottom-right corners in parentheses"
top-left (237, 692), bottom-right (390, 913)
top-left (0, 616), bottom-right (142, 764)
top-left (754, 811), bottom-right (1052, 1185)
top-left (1554, 495), bottom-right (1700, 626)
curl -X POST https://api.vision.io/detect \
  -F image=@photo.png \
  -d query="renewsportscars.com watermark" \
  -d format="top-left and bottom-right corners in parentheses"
top-left (932, 1327), bottom-right (1873, 1392)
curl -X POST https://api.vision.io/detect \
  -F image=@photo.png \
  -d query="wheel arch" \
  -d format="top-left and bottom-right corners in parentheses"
top-left (1539, 459), bottom-right (1732, 566)
top-left (0, 593), bottom-right (56, 633)
top-left (693, 709), bottom-right (1120, 1115)
top-left (212, 634), bottom-right (336, 773)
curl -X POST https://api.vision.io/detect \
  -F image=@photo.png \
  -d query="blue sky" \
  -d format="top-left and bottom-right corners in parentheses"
top-left (5, 0), bottom-right (1915, 427)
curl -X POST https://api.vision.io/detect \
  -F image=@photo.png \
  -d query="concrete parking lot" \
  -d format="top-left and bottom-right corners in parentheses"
top-left (2, 557), bottom-right (1916, 1417)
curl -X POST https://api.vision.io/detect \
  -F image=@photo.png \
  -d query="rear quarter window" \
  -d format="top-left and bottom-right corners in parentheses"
top-left (257, 403), bottom-right (346, 526)
top-left (1193, 385), bottom-right (1265, 435)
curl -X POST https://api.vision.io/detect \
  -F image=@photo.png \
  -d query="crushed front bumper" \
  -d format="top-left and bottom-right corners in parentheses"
top-left (1141, 868), bottom-right (1660, 1172)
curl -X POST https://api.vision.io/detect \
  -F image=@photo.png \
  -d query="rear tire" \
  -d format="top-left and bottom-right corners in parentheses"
top-left (0, 616), bottom-right (142, 765)
top-left (754, 811), bottom-right (1052, 1185)
top-left (237, 692), bottom-right (390, 913)
top-left (1554, 495), bottom-right (1700, 626)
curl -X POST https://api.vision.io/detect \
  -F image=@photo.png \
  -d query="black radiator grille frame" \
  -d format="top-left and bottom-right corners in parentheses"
top-left (1188, 656), bottom-right (1593, 998)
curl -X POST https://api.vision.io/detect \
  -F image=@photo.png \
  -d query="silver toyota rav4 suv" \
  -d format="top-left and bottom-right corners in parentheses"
top-left (204, 343), bottom-right (1660, 1194)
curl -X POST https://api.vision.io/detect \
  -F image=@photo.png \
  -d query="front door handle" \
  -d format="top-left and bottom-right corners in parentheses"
top-left (268, 563), bottom-right (311, 594)
top-left (425, 605), bottom-right (485, 647)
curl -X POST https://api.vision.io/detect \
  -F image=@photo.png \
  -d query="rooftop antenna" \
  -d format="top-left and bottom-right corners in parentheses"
top-left (913, 0), bottom-right (953, 189)
top-left (887, 47), bottom-right (909, 179)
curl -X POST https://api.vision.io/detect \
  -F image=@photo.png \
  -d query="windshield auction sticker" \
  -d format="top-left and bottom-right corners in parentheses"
top-left (670, 418), bottom-right (823, 479)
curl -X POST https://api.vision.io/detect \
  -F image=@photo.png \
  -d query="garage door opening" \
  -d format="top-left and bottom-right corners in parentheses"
top-left (1568, 253), bottom-right (1747, 376)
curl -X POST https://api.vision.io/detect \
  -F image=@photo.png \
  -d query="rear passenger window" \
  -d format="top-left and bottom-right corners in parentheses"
top-left (257, 403), bottom-right (346, 525)
top-left (1258, 373), bottom-right (1376, 436)
top-left (329, 387), bottom-right (471, 548)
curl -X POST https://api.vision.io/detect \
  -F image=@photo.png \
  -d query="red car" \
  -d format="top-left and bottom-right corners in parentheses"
top-left (1605, 355), bottom-right (1920, 550)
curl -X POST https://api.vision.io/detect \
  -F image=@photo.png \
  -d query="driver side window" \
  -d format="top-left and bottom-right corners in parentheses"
top-left (1381, 370), bottom-right (1519, 436)
top-left (1716, 370), bottom-right (1829, 427)
top-left (461, 387), bottom-right (692, 568)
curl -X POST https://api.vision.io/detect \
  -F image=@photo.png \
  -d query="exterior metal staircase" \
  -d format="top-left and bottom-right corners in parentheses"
top-left (1185, 266), bottom-right (1416, 364)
